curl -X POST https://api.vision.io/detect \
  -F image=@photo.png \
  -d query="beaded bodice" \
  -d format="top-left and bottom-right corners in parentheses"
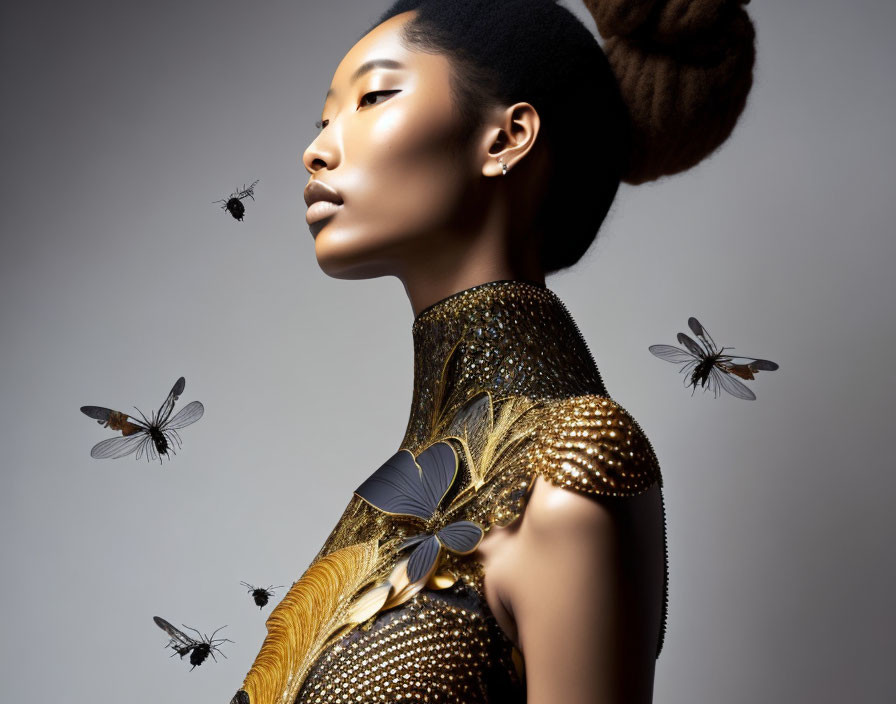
top-left (231, 279), bottom-right (666, 704)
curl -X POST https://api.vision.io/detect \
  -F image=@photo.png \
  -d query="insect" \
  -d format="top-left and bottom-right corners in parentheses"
top-left (214, 179), bottom-right (259, 221)
top-left (153, 616), bottom-right (233, 670)
top-left (80, 376), bottom-right (204, 462)
top-left (240, 582), bottom-right (284, 609)
top-left (649, 316), bottom-right (778, 400)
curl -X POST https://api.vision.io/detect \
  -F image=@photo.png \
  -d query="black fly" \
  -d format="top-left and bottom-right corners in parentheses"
top-left (214, 179), bottom-right (259, 221)
top-left (240, 582), bottom-right (284, 609)
top-left (649, 317), bottom-right (778, 400)
top-left (153, 616), bottom-right (233, 670)
top-left (80, 377), bottom-right (203, 462)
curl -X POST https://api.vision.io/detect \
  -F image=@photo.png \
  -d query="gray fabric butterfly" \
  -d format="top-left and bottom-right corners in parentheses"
top-left (355, 442), bottom-right (483, 583)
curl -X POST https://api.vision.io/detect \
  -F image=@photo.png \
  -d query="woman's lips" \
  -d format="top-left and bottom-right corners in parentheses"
top-left (306, 200), bottom-right (344, 224)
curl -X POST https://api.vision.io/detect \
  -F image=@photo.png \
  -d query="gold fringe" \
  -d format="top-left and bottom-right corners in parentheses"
top-left (239, 539), bottom-right (393, 704)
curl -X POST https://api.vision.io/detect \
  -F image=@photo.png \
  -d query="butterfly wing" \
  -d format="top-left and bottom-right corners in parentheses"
top-left (355, 447), bottom-right (449, 520)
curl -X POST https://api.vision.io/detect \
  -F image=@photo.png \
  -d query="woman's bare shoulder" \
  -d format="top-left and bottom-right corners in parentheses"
top-left (493, 473), bottom-right (665, 703)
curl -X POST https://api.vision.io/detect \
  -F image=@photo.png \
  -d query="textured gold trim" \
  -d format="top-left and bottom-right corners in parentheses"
top-left (239, 539), bottom-right (395, 704)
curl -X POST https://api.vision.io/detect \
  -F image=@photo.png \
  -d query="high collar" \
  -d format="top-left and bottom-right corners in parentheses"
top-left (401, 279), bottom-right (607, 450)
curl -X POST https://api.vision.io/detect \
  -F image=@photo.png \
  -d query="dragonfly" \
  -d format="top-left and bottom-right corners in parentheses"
top-left (80, 377), bottom-right (203, 462)
top-left (649, 317), bottom-right (778, 400)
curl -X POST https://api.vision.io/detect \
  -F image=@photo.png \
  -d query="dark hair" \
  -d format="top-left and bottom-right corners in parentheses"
top-left (366, 0), bottom-right (756, 275)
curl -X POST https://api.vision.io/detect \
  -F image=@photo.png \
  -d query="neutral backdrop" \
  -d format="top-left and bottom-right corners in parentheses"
top-left (2, 1), bottom-right (893, 702)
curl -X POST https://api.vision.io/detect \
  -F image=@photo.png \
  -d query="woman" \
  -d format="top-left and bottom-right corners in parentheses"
top-left (232, 1), bottom-right (755, 702)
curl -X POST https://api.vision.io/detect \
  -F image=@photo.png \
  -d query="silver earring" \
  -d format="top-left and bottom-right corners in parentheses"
top-left (498, 157), bottom-right (508, 175)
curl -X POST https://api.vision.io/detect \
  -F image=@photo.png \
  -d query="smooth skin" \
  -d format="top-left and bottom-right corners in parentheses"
top-left (303, 10), bottom-right (665, 703)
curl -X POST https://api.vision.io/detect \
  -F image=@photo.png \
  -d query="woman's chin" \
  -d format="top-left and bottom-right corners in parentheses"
top-left (314, 240), bottom-right (391, 280)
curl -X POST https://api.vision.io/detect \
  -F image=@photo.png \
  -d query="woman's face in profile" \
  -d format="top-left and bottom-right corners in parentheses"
top-left (303, 10), bottom-right (482, 280)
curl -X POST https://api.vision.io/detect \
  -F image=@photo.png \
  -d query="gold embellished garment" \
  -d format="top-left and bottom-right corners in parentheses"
top-left (231, 279), bottom-right (667, 704)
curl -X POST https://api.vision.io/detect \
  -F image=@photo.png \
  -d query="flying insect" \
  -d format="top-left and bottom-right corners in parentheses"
top-left (80, 376), bottom-right (203, 462)
top-left (153, 616), bottom-right (232, 670)
top-left (649, 316), bottom-right (778, 400)
top-left (214, 179), bottom-right (259, 221)
top-left (240, 582), bottom-right (284, 609)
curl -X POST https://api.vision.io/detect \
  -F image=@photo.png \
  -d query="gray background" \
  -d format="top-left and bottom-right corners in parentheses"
top-left (2, 0), bottom-right (893, 701)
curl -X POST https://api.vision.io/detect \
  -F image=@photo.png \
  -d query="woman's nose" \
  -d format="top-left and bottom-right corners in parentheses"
top-left (303, 133), bottom-right (340, 174)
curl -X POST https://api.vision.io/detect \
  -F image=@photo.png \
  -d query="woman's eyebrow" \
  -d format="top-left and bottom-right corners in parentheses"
top-left (326, 58), bottom-right (407, 99)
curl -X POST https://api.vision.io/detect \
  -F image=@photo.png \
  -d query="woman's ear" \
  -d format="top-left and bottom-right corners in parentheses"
top-left (480, 101), bottom-right (542, 177)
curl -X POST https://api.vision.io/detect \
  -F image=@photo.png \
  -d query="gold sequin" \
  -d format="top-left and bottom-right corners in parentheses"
top-left (297, 575), bottom-right (523, 703)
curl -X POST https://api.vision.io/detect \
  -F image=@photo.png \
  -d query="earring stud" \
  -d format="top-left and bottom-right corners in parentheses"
top-left (498, 158), bottom-right (508, 175)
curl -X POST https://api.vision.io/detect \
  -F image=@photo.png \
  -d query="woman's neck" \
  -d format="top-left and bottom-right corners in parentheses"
top-left (400, 259), bottom-right (546, 317)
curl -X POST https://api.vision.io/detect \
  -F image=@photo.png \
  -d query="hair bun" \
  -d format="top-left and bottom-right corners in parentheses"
top-left (583, 0), bottom-right (756, 184)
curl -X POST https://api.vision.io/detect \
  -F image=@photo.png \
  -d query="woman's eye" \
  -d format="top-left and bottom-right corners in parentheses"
top-left (315, 90), bottom-right (399, 130)
top-left (359, 89), bottom-right (399, 108)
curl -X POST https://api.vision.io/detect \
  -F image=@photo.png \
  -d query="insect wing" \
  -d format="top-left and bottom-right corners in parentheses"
top-left (687, 317), bottom-right (708, 339)
top-left (81, 406), bottom-right (114, 422)
top-left (153, 617), bottom-right (197, 651)
top-left (648, 344), bottom-right (697, 364)
top-left (676, 332), bottom-right (706, 359)
top-left (685, 318), bottom-right (721, 358)
top-left (81, 406), bottom-right (147, 429)
top-left (238, 179), bottom-right (259, 200)
top-left (163, 400), bottom-right (204, 430)
top-left (719, 355), bottom-right (779, 380)
top-left (711, 366), bottom-right (756, 400)
top-left (750, 359), bottom-right (779, 371)
top-left (90, 432), bottom-right (150, 459)
top-left (723, 356), bottom-right (778, 372)
top-left (83, 406), bottom-right (147, 437)
top-left (156, 377), bottom-right (186, 426)
top-left (138, 435), bottom-right (159, 462)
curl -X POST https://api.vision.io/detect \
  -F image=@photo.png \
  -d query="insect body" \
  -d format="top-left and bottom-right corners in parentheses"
top-left (214, 179), bottom-right (259, 221)
top-left (240, 582), bottom-right (284, 609)
top-left (153, 616), bottom-right (233, 670)
top-left (649, 317), bottom-right (778, 400)
top-left (80, 376), bottom-right (204, 462)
